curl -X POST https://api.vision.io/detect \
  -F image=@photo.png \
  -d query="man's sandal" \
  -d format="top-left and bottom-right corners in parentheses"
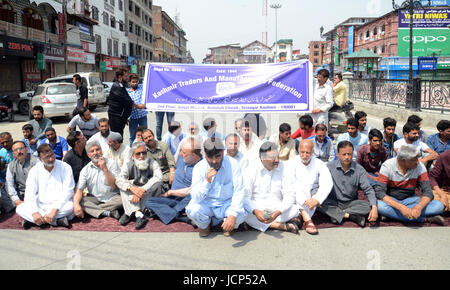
top-left (302, 220), bottom-right (318, 235)
top-left (285, 220), bottom-right (299, 234)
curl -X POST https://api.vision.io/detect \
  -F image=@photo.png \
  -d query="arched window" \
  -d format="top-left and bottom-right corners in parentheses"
top-left (0, 0), bottom-right (16, 24)
top-left (22, 7), bottom-right (43, 30)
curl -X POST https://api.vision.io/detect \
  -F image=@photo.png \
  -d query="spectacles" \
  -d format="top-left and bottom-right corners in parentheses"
top-left (13, 147), bottom-right (26, 152)
top-left (135, 151), bottom-right (147, 157)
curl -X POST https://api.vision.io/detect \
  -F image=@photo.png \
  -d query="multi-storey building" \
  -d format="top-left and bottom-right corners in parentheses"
top-left (238, 40), bottom-right (271, 64)
top-left (205, 44), bottom-right (241, 64)
top-left (308, 41), bottom-right (325, 71)
top-left (152, 5), bottom-right (175, 63)
top-left (125, 0), bottom-right (153, 75)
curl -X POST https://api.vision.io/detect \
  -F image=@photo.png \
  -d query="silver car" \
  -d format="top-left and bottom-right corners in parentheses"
top-left (103, 82), bottom-right (113, 104)
top-left (30, 83), bottom-right (77, 119)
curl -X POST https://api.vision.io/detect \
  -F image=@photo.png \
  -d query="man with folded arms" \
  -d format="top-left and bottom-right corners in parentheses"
top-left (186, 138), bottom-right (248, 237)
top-left (73, 141), bottom-right (122, 221)
top-left (244, 141), bottom-right (300, 234)
top-left (376, 144), bottom-right (445, 225)
top-left (16, 144), bottom-right (75, 229)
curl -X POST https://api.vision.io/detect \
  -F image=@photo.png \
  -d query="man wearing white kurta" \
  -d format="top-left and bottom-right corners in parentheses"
top-left (104, 132), bottom-right (131, 169)
top-left (186, 138), bottom-right (248, 237)
top-left (244, 141), bottom-right (299, 233)
top-left (310, 69), bottom-right (334, 128)
top-left (239, 121), bottom-right (262, 163)
top-left (16, 143), bottom-right (75, 228)
top-left (284, 140), bottom-right (333, 234)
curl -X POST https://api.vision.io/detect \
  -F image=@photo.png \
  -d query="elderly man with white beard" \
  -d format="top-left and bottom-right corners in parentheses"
top-left (16, 143), bottom-right (75, 229)
top-left (284, 139), bottom-right (333, 235)
top-left (244, 141), bottom-right (300, 234)
top-left (73, 141), bottom-right (122, 221)
top-left (116, 141), bottom-right (164, 230)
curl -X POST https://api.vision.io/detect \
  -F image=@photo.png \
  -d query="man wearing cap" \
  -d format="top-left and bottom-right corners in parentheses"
top-left (104, 132), bottom-right (131, 170)
top-left (185, 138), bottom-right (248, 237)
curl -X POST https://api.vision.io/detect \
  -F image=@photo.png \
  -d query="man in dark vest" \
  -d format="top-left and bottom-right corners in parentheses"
top-left (116, 141), bottom-right (165, 229)
top-left (107, 69), bottom-right (146, 136)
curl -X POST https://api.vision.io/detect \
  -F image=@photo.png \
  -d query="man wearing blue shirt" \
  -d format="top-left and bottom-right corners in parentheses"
top-left (186, 138), bottom-right (248, 237)
top-left (38, 128), bottom-right (68, 160)
top-left (145, 137), bottom-right (202, 224)
top-left (127, 74), bottom-right (148, 145)
top-left (427, 120), bottom-right (450, 155)
top-left (336, 118), bottom-right (368, 161)
top-left (161, 121), bottom-right (186, 156)
top-left (382, 117), bottom-right (400, 159)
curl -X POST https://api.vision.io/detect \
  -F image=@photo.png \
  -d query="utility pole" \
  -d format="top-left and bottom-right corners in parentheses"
top-left (63, 0), bottom-right (68, 74)
top-left (270, 4), bottom-right (281, 63)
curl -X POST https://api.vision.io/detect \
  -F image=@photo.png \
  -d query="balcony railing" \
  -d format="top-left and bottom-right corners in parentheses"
top-left (0, 19), bottom-right (59, 44)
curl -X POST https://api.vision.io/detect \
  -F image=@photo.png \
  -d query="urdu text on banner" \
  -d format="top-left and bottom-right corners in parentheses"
top-left (141, 60), bottom-right (313, 113)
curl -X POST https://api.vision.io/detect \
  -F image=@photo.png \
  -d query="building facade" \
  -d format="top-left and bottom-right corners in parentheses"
top-left (205, 44), bottom-right (241, 64)
top-left (238, 40), bottom-right (271, 64)
top-left (152, 5), bottom-right (174, 63)
top-left (308, 41), bottom-right (325, 71)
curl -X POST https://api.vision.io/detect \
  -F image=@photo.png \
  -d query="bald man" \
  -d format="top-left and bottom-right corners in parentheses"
top-left (145, 137), bottom-right (203, 224)
top-left (284, 139), bottom-right (333, 235)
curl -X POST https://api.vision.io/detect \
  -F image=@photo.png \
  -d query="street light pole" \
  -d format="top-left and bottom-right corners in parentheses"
top-left (270, 4), bottom-right (281, 63)
top-left (320, 26), bottom-right (335, 78)
top-left (63, 0), bottom-right (68, 74)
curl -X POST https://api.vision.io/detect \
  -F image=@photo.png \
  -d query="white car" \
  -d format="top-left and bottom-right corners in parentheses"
top-left (103, 82), bottom-right (114, 104)
top-left (18, 90), bottom-right (35, 115)
top-left (30, 83), bottom-right (77, 119)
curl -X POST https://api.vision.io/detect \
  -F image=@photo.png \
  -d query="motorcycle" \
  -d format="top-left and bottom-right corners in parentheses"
top-left (328, 101), bottom-right (354, 138)
top-left (0, 94), bottom-right (18, 122)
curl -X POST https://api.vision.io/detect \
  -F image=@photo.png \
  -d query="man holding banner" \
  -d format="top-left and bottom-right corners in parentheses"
top-left (310, 69), bottom-right (334, 129)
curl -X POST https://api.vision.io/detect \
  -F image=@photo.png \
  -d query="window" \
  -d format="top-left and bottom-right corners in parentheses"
top-left (148, 17), bottom-right (152, 27)
top-left (149, 34), bottom-right (152, 43)
top-left (279, 45), bottom-right (286, 49)
top-left (110, 0), bottom-right (114, 6)
top-left (107, 38), bottom-right (112, 55)
top-left (136, 25), bottom-right (141, 37)
top-left (381, 24), bottom-right (385, 34)
top-left (144, 15), bottom-right (148, 25)
top-left (122, 43), bottom-right (126, 55)
top-left (314, 51), bottom-right (319, 56)
top-left (110, 16), bottom-right (116, 28)
top-left (91, 7), bottom-right (99, 20)
top-left (103, 12), bottom-right (109, 25)
top-left (373, 27), bottom-right (377, 36)
top-left (365, 30), bottom-right (369, 38)
top-left (314, 58), bottom-right (318, 64)
top-left (314, 44), bottom-right (319, 49)
top-left (129, 0), bottom-right (133, 12)
top-left (95, 34), bottom-right (102, 53)
top-left (381, 45), bottom-right (385, 54)
top-left (129, 21), bottom-right (133, 33)
top-left (145, 31), bottom-right (148, 42)
top-left (129, 43), bottom-right (134, 56)
top-left (135, 5), bottom-right (140, 17)
top-left (118, 0), bottom-right (123, 11)
top-left (119, 20), bottom-right (124, 32)
top-left (373, 46), bottom-right (377, 53)
top-left (113, 40), bottom-right (118, 57)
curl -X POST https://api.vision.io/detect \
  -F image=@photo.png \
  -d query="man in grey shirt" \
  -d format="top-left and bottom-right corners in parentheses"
top-left (6, 141), bottom-right (38, 209)
top-left (319, 140), bottom-right (378, 227)
top-left (29, 105), bottom-right (52, 142)
top-left (66, 107), bottom-right (99, 140)
top-left (73, 141), bottom-right (122, 220)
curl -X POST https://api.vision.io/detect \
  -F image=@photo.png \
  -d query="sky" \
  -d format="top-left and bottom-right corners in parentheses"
top-left (153, 0), bottom-right (394, 63)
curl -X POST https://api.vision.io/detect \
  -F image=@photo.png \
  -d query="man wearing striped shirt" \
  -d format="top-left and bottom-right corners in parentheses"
top-left (375, 144), bottom-right (445, 225)
top-left (127, 74), bottom-right (148, 145)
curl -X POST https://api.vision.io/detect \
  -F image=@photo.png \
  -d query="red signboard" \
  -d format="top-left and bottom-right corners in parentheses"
top-left (104, 56), bottom-right (121, 68)
top-left (67, 46), bottom-right (85, 63)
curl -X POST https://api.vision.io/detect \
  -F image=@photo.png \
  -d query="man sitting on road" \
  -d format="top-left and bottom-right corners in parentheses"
top-left (375, 144), bottom-right (445, 225)
top-left (427, 120), bottom-right (450, 155)
top-left (307, 123), bottom-right (336, 163)
top-left (336, 118), bottom-right (368, 161)
top-left (73, 141), bottom-right (122, 221)
top-left (116, 142), bottom-right (164, 230)
top-left (64, 131), bottom-right (90, 184)
top-left (16, 144), bottom-right (75, 229)
top-left (269, 123), bottom-right (297, 161)
top-left (356, 129), bottom-right (388, 187)
top-left (186, 138), bottom-right (248, 237)
top-left (244, 141), bottom-right (300, 234)
top-left (104, 132), bottom-right (131, 170)
top-left (66, 107), bottom-right (99, 140)
top-left (29, 105), bottom-right (52, 143)
top-left (38, 127), bottom-right (69, 160)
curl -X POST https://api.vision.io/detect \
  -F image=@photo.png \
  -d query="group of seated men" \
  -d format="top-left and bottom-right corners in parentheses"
top-left (0, 103), bottom-right (448, 237)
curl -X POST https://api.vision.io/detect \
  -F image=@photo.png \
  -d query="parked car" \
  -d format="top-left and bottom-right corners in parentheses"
top-left (18, 90), bottom-right (35, 115)
top-left (103, 82), bottom-right (113, 104)
top-left (30, 83), bottom-right (77, 119)
top-left (44, 72), bottom-right (105, 111)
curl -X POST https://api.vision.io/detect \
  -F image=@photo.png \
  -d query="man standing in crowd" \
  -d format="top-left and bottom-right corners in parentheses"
top-left (376, 144), bottom-right (445, 225)
top-left (108, 69), bottom-right (145, 136)
top-left (427, 120), bottom-right (450, 155)
top-left (336, 118), bottom-right (368, 161)
top-left (284, 139), bottom-right (333, 235)
top-left (67, 107), bottom-right (99, 140)
top-left (142, 129), bottom-right (176, 190)
top-left (38, 128), bottom-right (68, 160)
top-left (186, 138), bottom-right (248, 237)
top-left (310, 69), bottom-right (334, 128)
top-left (127, 74), bottom-right (148, 145)
top-left (73, 141), bottom-right (122, 221)
top-left (16, 144), bottom-right (75, 229)
top-left (64, 131), bottom-right (90, 184)
top-left (320, 141), bottom-right (378, 228)
top-left (382, 117), bottom-right (400, 159)
top-left (244, 142), bottom-right (300, 234)
top-left (307, 123), bottom-right (336, 163)
top-left (145, 137), bottom-right (202, 225)
top-left (29, 105), bottom-right (52, 142)
top-left (72, 74), bottom-right (88, 117)
top-left (269, 123), bottom-right (296, 161)
top-left (6, 141), bottom-right (38, 207)
top-left (356, 129), bottom-right (388, 187)
top-left (116, 142), bottom-right (164, 230)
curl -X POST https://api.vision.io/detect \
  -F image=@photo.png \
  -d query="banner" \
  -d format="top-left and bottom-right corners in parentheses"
top-left (348, 26), bottom-right (354, 55)
top-left (397, 28), bottom-right (450, 56)
top-left (399, 8), bottom-right (450, 29)
top-left (142, 61), bottom-right (313, 113)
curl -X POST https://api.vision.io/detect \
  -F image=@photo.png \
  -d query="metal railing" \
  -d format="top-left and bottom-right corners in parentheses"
top-left (349, 78), bottom-right (450, 113)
